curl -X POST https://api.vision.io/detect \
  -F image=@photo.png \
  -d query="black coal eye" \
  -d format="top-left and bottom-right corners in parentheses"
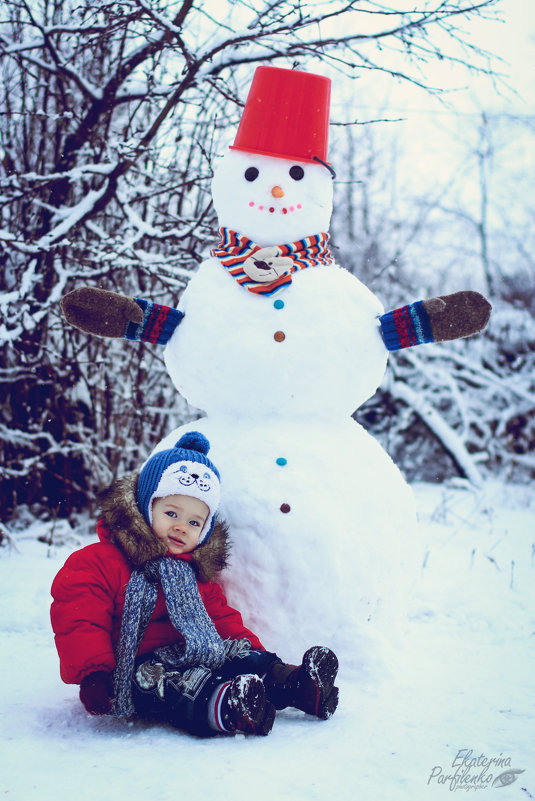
top-left (245, 167), bottom-right (259, 182)
top-left (289, 165), bottom-right (304, 181)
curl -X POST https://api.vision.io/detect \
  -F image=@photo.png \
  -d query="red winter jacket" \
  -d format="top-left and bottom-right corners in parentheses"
top-left (50, 474), bottom-right (263, 685)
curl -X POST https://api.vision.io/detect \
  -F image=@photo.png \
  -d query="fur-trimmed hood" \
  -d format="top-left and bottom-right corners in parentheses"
top-left (98, 473), bottom-right (230, 582)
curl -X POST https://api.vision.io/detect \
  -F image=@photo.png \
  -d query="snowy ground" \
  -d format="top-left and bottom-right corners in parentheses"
top-left (1, 480), bottom-right (534, 801)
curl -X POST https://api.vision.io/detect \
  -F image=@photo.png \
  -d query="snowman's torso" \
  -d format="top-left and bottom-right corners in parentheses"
top-left (165, 257), bottom-right (388, 418)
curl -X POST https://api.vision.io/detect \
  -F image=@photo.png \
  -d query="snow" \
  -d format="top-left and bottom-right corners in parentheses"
top-left (1, 480), bottom-right (533, 801)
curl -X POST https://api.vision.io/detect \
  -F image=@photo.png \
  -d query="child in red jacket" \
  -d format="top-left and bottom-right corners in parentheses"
top-left (51, 431), bottom-right (339, 736)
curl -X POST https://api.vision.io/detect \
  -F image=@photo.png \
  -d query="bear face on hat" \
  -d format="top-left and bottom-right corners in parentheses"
top-left (136, 431), bottom-right (221, 544)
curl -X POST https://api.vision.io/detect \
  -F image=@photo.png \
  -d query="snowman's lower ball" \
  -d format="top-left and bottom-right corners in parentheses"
top-left (156, 416), bottom-right (420, 673)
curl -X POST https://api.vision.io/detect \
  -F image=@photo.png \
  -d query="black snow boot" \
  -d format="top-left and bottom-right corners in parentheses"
top-left (220, 674), bottom-right (276, 736)
top-left (265, 646), bottom-right (339, 720)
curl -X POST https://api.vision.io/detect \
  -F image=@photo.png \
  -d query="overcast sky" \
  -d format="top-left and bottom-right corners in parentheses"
top-left (478, 0), bottom-right (535, 112)
top-left (329, 0), bottom-right (534, 120)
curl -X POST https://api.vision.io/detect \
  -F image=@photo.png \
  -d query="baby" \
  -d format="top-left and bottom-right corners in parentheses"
top-left (51, 432), bottom-right (339, 736)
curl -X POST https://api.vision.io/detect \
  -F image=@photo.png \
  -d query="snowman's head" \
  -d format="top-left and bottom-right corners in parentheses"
top-left (211, 150), bottom-right (333, 247)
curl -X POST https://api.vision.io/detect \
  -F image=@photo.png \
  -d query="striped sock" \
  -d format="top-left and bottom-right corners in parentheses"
top-left (207, 681), bottom-right (233, 733)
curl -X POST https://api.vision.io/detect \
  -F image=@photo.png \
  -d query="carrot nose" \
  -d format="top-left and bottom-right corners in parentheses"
top-left (271, 186), bottom-right (284, 198)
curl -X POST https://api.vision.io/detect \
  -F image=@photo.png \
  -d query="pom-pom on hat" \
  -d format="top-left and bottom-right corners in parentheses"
top-left (136, 432), bottom-right (221, 544)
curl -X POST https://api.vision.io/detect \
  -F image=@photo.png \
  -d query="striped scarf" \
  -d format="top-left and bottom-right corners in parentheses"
top-left (210, 227), bottom-right (333, 297)
top-left (113, 557), bottom-right (226, 717)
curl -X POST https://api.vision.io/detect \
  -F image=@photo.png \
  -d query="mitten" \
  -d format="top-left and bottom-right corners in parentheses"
top-left (422, 291), bottom-right (492, 342)
top-left (380, 290), bottom-right (492, 351)
top-left (61, 287), bottom-right (143, 337)
top-left (61, 287), bottom-right (184, 345)
top-left (79, 670), bottom-right (114, 716)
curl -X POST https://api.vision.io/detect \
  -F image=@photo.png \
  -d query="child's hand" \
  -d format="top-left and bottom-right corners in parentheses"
top-left (79, 671), bottom-right (114, 715)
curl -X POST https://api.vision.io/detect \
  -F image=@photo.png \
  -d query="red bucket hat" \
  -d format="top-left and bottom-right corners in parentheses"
top-left (230, 66), bottom-right (331, 165)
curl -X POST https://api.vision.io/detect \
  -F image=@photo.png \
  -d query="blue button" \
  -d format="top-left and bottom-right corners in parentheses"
top-left (273, 299), bottom-right (285, 309)
top-left (276, 457), bottom-right (287, 466)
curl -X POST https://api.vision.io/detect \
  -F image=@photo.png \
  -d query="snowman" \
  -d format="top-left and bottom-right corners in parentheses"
top-left (62, 67), bottom-right (491, 669)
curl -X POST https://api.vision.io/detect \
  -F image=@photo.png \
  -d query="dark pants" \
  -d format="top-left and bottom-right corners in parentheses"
top-left (131, 642), bottom-right (279, 737)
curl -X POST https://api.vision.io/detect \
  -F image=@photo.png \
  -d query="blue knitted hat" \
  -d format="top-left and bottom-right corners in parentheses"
top-left (136, 432), bottom-right (221, 544)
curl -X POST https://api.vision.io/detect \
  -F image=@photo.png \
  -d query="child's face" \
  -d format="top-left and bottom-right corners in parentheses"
top-left (151, 494), bottom-right (209, 555)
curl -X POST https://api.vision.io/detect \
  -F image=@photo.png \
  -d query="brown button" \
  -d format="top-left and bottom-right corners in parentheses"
top-left (274, 330), bottom-right (286, 342)
top-left (280, 503), bottom-right (291, 514)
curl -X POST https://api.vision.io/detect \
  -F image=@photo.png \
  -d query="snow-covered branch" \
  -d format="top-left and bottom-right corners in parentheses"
top-left (35, 186), bottom-right (110, 249)
top-left (388, 377), bottom-right (484, 486)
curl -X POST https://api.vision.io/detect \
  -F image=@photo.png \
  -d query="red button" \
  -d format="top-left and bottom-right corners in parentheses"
top-left (280, 503), bottom-right (291, 514)
top-left (274, 331), bottom-right (286, 342)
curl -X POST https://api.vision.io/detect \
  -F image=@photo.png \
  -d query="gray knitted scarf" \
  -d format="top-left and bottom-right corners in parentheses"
top-left (113, 556), bottom-right (226, 717)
